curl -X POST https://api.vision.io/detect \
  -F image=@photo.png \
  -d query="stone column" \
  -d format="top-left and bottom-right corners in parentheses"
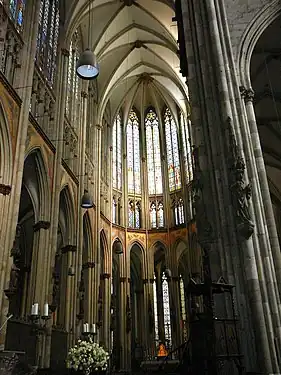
top-left (179, 0), bottom-right (275, 372)
top-left (102, 273), bottom-right (111, 350)
top-left (93, 123), bottom-right (102, 327)
top-left (0, 0), bottom-right (41, 350)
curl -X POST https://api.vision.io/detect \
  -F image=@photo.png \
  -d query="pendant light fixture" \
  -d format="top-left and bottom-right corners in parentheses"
top-left (81, 189), bottom-right (94, 209)
top-left (76, 0), bottom-right (99, 80)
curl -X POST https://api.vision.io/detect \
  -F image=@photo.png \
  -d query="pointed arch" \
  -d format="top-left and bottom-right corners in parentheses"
top-left (0, 101), bottom-right (13, 184)
top-left (83, 212), bottom-right (93, 263)
top-left (100, 229), bottom-right (109, 272)
top-left (59, 185), bottom-right (75, 245)
top-left (25, 147), bottom-right (51, 220)
top-left (238, 0), bottom-right (281, 87)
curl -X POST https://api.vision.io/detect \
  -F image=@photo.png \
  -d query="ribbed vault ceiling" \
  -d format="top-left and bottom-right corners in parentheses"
top-left (65, 0), bottom-right (189, 121)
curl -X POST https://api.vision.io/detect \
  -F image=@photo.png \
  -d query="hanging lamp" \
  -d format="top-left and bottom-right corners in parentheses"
top-left (81, 190), bottom-right (94, 209)
top-left (76, 0), bottom-right (99, 80)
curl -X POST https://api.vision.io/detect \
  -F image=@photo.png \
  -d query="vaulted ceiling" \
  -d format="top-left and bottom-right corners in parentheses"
top-left (250, 14), bottom-right (281, 203)
top-left (65, 0), bottom-right (189, 122)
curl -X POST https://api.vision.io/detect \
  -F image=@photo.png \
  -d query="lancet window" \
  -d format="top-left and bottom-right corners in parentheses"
top-left (153, 274), bottom-right (159, 344)
top-left (112, 113), bottom-right (122, 190)
top-left (174, 198), bottom-right (185, 226)
top-left (145, 108), bottom-right (163, 195)
top-left (5, 0), bottom-right (25, 29)
top-left (128, 200), bottom-right (141, 229)
top-left (66, 31), bottom-right (81, 124)
top-left (179, 275), bottom-right (188, 340)
top-left (164, 108), bottom-right (181, 192)
top-left (180, 113), bottom-right (193, 184)
top-left (36, 0), bottom-right (60, 85)
top-left (127, 109), bottom-right (141, 194)
top-left (150, 201), bottom-right (164, 229)
top-left (162, 272), bottom-right (172, 347)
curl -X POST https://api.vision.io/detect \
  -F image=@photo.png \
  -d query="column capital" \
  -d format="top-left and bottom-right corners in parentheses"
top-left (82, 261), bottom-right (95, 269)
top-left (120, 277), bottom-right (127, 283)
top-left (61, 48), bottom-right (70, 57)
top-left (240, 86), bottom-right (254, 102)
top-left (0, 183), bottom-right (11, 195)
top-left (33, 220), bottom-right (50, 232)
top-left (61, 245), bottom-right (77, 254)
top-left (96, 124), bottom-right (103, 130)
top-left (143, 278), bottom-right (148, 284)
top-left (101, 273), bottom-right (111, 280)
top-left (81, 91), bottom-right (88, 98)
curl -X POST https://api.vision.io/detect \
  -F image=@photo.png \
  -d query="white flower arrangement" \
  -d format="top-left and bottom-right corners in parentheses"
top-left (66, 338), bottom-right (109, 375)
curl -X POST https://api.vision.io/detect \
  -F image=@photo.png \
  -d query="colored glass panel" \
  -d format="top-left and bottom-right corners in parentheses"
top-left (162, 272), bottom-right (172, 347)
top-left (180, 113), bottom-right (193, 183)
top-left (164, 108), bottom-right (182, 191)
top-left (145, 109), bottom-right (163, 195)
top-left (127, 109), bottom-right (141, 195)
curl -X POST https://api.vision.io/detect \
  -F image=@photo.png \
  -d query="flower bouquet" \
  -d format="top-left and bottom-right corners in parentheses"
top-left (66, 338), bottom-right (109, 375)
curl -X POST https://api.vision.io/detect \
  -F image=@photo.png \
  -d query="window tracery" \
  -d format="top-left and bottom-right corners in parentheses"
top-left (36, 0), bottom-right (59, 86)
top-left (164, 108), bottom-right (181, 192)
top-left (66, 31), bottom-right (81, 124)
top-left (113, 112), bottom-right (122, 191)
top-left (127, 109), bottom-right (141, 195)
top-left (162, 271), bottom-right (172, 347)
top-left (150, 200), bottom-right (164, 229)
top-left (153, 274), bottom-right (159, 345)
top-left (145, 108), bottom-right (163, 195)
top-left (6, 0), bottom-right (25, 29)
top-left (112, 197), bottom-right (117, 224)
top-left (174, 197), bottom-right (185, 226)
top-left (128, 199), bottom-right (141, 229)
top-left (179, 275), bottom-right (188, 340)
top-left (180, 113), bottom-right (193, 184)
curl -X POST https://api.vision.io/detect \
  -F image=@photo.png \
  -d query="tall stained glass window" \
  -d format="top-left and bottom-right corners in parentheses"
top-left (145, 108), bottom-right (163, 195)
top-left (112, 113), bottom-right (122, 190)
top-left (162, 272), bottom-right (172, 347)
top-left (153, 274), bottom-right (159, 345)
top-left (127, 109), bottom-right (141, 194)
top-left (164, 108), bottom-right (181, 191)
top-left (36, 0), bottom-right (59, 85)
top-left (7, 0), bottom-right (25, 29)
top-left (180, 113), bottom-right (193, 183)
top-left (179, 275), bottom-right (188, 340)
top-left (128, 200), bottom-right (141, 229)
top-left (175, 198), bottom-right (185, 226)
top-left (150, 201), bottom-right (164, 229)
top-left (66, 32), bottom-right (81, 124)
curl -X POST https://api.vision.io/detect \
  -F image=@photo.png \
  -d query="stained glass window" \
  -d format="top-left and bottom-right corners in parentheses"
top-left (180, 113), bottom-right (193, 183)
top-left (128, 200), bottom-right (141, 229)
top-left (164, 108), bottom-right (181, 191)
top-left (179, 275), bottom-right (188, 340)
top-left (127, 109), bottom-right (141, 194)
top-left (7, 0), bottom-right (25, 29)
top-left (145, 108), bottom-right (163, 195)
top-left (162, 272), bottom-right (172, 347)
top-left (150, 202), bottom-right (157, 228)
top-left (112, 197), bottom-right (117, 224)
top-left (36, 0), bottom-right (59, 86)
top-left (174, 198), bottom-right (185, 226)
top-left (158, 202), bottom-right (164, 227)
top-left (153, 274), bottom-right (159, 344)
top-left (66, 32), bottom-right (81, 124)
top-left (150, 201), bottom-right (164, 228)
top-left (112, 113), bottom-right (122, 190)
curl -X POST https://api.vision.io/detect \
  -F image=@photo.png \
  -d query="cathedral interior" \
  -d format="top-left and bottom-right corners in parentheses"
top-left (0, 0), bottom-right (281, 374)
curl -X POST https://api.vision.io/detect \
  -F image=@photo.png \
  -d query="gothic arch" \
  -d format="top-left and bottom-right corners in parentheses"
top-left (59, 186), bottom-right (75, 245)
top-left (130, 242), bottom-right (144, 279)
top-left (237, 0), bottom-right (281, 87)
top-left (0, 101), bottom-right (12, 184)
top-left (100, 229), bottom-right (109, 273)
top-left (22, 149), bottom-right (50, 222)
top-left (25, 147), bottom-right (51, 220)
top-left (83, 212), bottom-right (93, 262)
